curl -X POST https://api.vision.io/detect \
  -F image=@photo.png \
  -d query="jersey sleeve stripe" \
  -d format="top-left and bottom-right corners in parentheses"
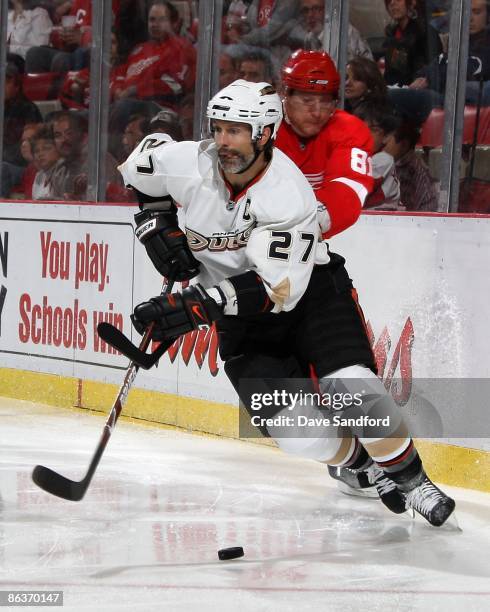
top-left (332, 177), bottom-right (368, 206)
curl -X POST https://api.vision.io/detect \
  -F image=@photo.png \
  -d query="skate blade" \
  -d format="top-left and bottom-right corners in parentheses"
top-left (337, 481), bottom-right (379, 499)
top-left (404, 507), bottom-right (462, 530)
top-left (440, 510), bottom-right (462, 531)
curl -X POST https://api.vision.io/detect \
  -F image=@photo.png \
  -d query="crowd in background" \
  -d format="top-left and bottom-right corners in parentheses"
top-left (2, 0), bottom-right (490, 212)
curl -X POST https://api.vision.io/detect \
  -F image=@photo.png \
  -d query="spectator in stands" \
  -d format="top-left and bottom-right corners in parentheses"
top-left (384, 118), bottom-right (439, 210)
top-left (149, 107), bottom-right (183, 141)
top-left (121, 114), bottom-right (151, 158)
top-left (25, 0), bottom-right (95, 73)
top-left (221, 2), bottom-right (282, 77)
top-left (382, 0), bottom-right (442, 87)
top-left (31, 125), bottom-right (63, 200)
top-left (50, 111), bottom-right (88, 199)
top-left (16, 122), bottom-right (43, 199)
top-left (356, 106), bottom-right (402, 209)
top-left (50, 111), bottom-right (120, 201)
top-left (108, 0), bottom-right (196, 139)
top-left (464, 0), bottom-right (490, 104)
top-left (221, 1), bottom-right (260, 71)
top-left (409, 0), bottom-right (490, 106)
top-left (238, 0), bottom-right (300, 66)
top-left (59, 31), bottom-right (127, 110)
top-left (3, 61), bottom-right (42, 168)
top-left (41, 0), bottom-right (149, 64)
top-left (219, 52), bottom-right (239, 88)
top-left (113, 0), bottom-right (196, 103)
top-left (7, 0), bottom-right (53, 64)
top-left (345, 57), bottom-right (388, 115)
top-left (288, 0), bottom-right (373, 60)
top-left (240, 0), bottom-right (299, 48)
top-left (19, 122), bottom-right (38, 168)
top-left (1, 61), bottom-right (42, 197)
top-left (238, 49), bottom-right (276, 85)
top-left (222, 0), bottom-right (250, 45)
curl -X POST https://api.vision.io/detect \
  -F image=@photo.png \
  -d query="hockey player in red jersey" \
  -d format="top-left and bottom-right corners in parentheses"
top-left (276, 50), bottom-right (381, 496)
top-left (276, 49), bottom-right (374, 239)
top-left (274, 50), bottom-right (454, 521)
top-left (121, 79), bottom-right (455, 527)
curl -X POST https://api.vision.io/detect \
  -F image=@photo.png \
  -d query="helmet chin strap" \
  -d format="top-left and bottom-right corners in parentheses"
top-left (235, 126), bottom-right (276, 174)
top-left (235, 140), bottom-right (263, 175)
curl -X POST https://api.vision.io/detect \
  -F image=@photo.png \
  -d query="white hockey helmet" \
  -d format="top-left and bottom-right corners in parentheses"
top-left (206, 79), bottom-right (283, 141)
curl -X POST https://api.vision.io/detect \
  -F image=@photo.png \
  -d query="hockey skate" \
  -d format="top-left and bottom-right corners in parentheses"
top-left (328, 463), bottom-right (406, 514)
top-left (403, 473), bottom-right (456, 527)
top-left (328, 464), bottom-right (377, 497)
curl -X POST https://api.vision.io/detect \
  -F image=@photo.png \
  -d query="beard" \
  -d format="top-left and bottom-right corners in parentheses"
top-left (217, 147), bottom-right (256, 174)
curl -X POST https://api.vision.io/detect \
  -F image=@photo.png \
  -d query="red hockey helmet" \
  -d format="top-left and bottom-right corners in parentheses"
top-left (282, 50), bottom-right (340, 96)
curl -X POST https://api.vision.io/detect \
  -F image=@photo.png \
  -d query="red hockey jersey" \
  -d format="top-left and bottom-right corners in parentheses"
top-left (275, 109), bottom-right (374, 238)
top-left (122, 36), bottom-right (196, 100)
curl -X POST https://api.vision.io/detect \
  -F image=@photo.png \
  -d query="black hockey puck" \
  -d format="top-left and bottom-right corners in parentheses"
top-left (218, 546), bottom-right (244, 560)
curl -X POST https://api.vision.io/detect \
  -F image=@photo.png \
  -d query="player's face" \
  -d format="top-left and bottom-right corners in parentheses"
top-left (285, 91), bottom-right (336, 138)
top-left (213, 120), bottom-right (256, 174)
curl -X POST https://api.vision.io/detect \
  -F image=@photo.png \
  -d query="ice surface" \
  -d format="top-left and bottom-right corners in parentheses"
top-left (1, 397), bottom-right (489, 612)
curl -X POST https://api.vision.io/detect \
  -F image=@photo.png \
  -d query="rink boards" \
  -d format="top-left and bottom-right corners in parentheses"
top-left (0, 202), bottom-right (489, 491)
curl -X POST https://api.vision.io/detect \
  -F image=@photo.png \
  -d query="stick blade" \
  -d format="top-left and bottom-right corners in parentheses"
top-left (97, 322), bottom-right (153, 368)
top-left (97, 322), bottom-right (172, 369)
top-left (32, 465), bottom-right (86, 502)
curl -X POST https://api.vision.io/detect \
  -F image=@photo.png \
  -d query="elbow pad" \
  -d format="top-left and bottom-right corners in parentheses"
top-left (216, 271), bottom-right (274, 317)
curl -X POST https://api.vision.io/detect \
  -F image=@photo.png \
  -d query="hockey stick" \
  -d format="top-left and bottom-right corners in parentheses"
top-left (32, 277), bottom-right (176, 501)
top-left (96, 322), bottom-right (173, 369)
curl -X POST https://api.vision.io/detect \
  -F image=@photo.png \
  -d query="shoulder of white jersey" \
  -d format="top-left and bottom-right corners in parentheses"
top-left (118, 134), bottom-right (201, 197)
top-left (272, 147), bottom-right (318, 197)
top-left (250, 148), bottom-right (318, 223)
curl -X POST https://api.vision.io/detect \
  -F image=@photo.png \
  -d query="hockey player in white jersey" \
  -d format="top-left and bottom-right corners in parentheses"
top-left (119, 80), bottom-right (455, 527)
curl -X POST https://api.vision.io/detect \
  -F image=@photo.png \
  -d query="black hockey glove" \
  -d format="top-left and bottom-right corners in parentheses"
top-left (134, 195), bottom-right (200, 282)
top-left (131, 284), bottom-right (223, 341)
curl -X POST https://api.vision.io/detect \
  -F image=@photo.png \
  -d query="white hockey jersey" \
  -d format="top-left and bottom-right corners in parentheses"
top-left (119, 134), bottom-right (325, 312)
